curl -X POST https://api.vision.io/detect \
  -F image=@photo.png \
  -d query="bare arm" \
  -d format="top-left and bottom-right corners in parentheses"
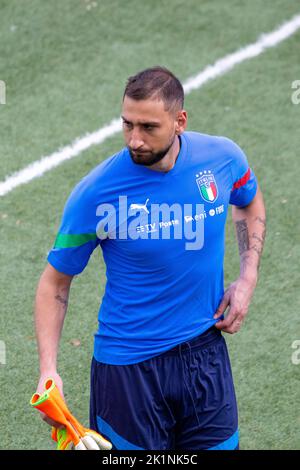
top-left (35, 263), bottom-right (73, 425)
top-left (35, 263), bottom-right (73, 377)
top-left (214, 185), bottom-right (266, 333)
top-left (233, 185), bottom-right (266, 284)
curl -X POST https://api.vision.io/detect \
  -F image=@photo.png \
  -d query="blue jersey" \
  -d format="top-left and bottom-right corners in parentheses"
top-left (47, 132), bottom-right (257, 365)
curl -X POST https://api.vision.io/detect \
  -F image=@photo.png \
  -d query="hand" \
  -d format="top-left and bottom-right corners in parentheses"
top-left (77, 430), bottom-right (113, 450)
top-left (36, 372), bottom-right (64, 429)
top-left (53, 428), bottom-right (113, 450)
top-left (214, 276), bottom-right (257, 334)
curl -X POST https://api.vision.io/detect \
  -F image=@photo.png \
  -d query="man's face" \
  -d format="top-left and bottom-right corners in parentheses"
top-left (121, 96), bottom-right (185, 166)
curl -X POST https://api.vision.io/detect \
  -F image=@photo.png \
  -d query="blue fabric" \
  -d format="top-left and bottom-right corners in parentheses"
top-left (96, 416), bottom-right (145, 450)
top-left (89, 327), bottom-right (239, 450)
top-left (208, 429), bottom-right (239, 450)
top-left (47, 131), bottom-right (257, 365)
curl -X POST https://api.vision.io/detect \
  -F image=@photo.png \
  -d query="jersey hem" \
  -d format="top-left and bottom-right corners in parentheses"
top-left (93, 321), bottom-right (219, 365)
top-left (47, 251), bottom-right (84, 276)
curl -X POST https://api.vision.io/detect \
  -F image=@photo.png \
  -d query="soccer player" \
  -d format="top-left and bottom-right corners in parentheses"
top-left (35, 66), bottom-right (266, 450)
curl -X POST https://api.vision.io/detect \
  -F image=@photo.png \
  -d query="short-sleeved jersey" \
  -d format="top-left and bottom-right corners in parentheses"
top-left (47, 131), bottom-right (257, 365)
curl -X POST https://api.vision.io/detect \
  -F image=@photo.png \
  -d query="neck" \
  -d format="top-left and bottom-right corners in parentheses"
top-left (148, 135), bottom-right (180, 172)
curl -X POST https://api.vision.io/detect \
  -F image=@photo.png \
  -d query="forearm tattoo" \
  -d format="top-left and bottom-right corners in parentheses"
top-left (251, 217), bottom-right (266, 261)
top-left (236, 219), bottom-right (249, 255)
top-left (236, 217), bottom-right (266, 269)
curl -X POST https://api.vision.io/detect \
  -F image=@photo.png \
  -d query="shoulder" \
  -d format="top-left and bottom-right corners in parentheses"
top-left (80, 148), bottom-right (127, 192)
top-left (184, 131), bottom-right (244, 155)
top-left (183, 132), bottom-right (248, 169)
top-left (67, 148), bottom-right (127, 206)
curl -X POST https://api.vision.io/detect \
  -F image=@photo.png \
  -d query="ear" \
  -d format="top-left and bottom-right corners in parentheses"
top-left (175, 110), bottom-right (188, 134)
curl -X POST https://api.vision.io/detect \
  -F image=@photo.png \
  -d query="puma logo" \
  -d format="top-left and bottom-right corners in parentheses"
top-left (129, 198), bottom-right (150, 214)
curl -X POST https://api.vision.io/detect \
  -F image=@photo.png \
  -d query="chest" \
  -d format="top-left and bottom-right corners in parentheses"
top-left (96, 163), bottom-right (233, 256)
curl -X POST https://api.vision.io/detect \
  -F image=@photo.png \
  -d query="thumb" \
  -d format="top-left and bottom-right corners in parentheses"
top-left (214, 291), bottom-right (230, 319)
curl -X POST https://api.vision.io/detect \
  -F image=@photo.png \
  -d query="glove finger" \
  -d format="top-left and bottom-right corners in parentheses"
top-left (55, 428), bottom-right (74, 451)
top-left (65, 441), bottom-right (75, 451)
top-left (81, 435), bottom-right (101, 450)
top-left (74, 439), bottom-right (87, 450)
top-left (59, 439), bottom-right (71, 451)
top-left (85, 431), bottom-right (112, 450)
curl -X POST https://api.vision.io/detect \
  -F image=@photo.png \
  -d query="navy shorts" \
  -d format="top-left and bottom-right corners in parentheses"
top-left (90, 326), bottom-right (239, 450)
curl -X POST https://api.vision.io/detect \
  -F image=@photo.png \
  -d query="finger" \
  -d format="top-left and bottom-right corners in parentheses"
top-left (219, 317), bottom-right (243, 334)
top-left (81, 435), bottom-right (100, 450)
top-left (85, 431), bottom-right (112, 450)
top-left (214, 292), bottom-right (230, 319)
top-left (214, 308), bottom-right (239, 330)
top-left (75, 439), bottom-right (87, 450)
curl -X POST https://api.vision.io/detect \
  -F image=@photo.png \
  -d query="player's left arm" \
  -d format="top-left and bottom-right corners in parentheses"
top-left (214, 185), bottom-right (266, 334)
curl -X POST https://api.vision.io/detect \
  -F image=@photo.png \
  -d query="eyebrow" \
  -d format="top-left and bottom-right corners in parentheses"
top-left (121, 116), bottom-right (160, 126)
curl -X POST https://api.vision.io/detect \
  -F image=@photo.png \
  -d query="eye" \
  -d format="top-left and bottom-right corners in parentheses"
top-left (123, 121), bottom-right (133, 130)
top-left (143, 124), bottom-right (154, 131)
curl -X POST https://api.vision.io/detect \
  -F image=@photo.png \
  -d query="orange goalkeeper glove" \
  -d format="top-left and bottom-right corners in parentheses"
top-left (30, 378), bottom-right (112, 451)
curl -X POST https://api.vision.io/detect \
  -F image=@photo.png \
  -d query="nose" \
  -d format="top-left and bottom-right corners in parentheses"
top-left (128, 128), bottom-right (144, 150)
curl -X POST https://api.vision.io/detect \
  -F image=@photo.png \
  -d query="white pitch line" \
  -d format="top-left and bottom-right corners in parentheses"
top-left (0, 118), bottom-right (122, 197)
top-left (1, 13), bottom-right (300, 197)
top-left (183, 13), bottom-right (300, 93)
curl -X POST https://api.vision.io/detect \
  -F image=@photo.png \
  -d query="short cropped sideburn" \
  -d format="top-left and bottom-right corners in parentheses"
top-left (123, 66), bottom-right (184, 113)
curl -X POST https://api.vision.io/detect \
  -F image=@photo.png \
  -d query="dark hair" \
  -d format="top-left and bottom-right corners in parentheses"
top-left (123, 66), bottom-right (184, 113)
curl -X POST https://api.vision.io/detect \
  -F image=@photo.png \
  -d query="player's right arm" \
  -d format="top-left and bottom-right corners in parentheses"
top-left (34, 172), bottom-right (101, 427)
top-left (35, 263), bottom-right (74, 427)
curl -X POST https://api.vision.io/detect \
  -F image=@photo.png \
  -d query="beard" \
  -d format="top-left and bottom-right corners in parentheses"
top-left (128, 135), bottom-right (176, 167)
